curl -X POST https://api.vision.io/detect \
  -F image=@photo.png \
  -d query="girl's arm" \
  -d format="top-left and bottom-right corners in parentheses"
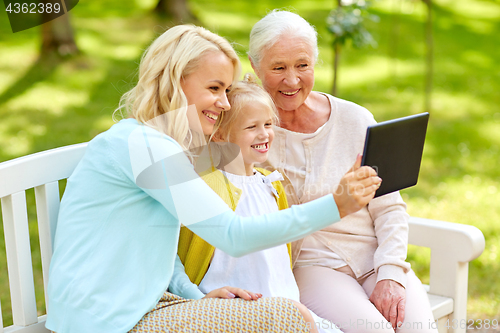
top-left (169, 255), bottom-right (263, 301)
top-left (168, 255), bottom-right (205, 300)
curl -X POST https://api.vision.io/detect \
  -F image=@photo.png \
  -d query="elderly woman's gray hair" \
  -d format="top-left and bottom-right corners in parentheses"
top-left (248, 10), bottom-right (319, 69)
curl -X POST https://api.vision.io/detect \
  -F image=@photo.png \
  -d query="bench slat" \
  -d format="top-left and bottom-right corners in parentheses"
top-left (1, 192), bottom-right (38, 326)
top-left (34, 182), bottom-right (60, 312)
top-left (429, 294), bottom-right (454, 321)
top-left (0, 143), bottom-right (87, 198)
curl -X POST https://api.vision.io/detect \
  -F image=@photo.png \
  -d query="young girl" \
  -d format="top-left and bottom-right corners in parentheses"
top-left (174, 75), bottom-right (343, 333)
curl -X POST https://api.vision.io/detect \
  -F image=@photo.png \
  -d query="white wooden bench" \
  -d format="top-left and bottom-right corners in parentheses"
top-left (0, 143), bottom-right (485, 333)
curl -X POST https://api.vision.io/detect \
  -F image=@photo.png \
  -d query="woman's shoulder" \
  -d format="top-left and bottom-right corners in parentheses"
top-left (88, 118), bottom-right (141, 150)
top-left (318, 92), bottom-right (376, 127)
top-left (91, 118), bottom-right (183, 158)
top-left (102, 118), bottom-right (179, 146)
top-left (84, 118), bottom-right (187, 179)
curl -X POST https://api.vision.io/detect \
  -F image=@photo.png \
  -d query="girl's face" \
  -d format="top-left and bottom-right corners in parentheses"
top-left (181, 51), bottom-right (234, 136)
top-left (228, 104), bottom-right (275, 176)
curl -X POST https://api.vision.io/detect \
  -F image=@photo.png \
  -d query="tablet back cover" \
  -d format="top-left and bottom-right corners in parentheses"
top-left (362, 113), bottom-right (429, 198)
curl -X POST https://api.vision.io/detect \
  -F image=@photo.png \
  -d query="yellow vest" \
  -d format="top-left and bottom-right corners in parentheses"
top-left (177, 167), bottom-right (291, 285)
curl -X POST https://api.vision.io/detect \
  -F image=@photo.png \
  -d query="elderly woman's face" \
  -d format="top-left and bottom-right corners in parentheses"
top-left (254, 35), bottom-right (315, 112)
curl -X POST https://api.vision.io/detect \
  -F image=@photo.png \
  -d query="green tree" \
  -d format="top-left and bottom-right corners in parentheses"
top-left (154, 0), bottom-right (198, 23)
top-left (327, 0), bottom-right (378, 96)
top-left (422, 0), bottom-right (433, 113)
top-left (40, 1), bottom-right (78, 57)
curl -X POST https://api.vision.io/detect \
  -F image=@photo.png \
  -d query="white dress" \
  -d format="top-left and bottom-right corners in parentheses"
top-left (198, 170), bottom-right (342, 333)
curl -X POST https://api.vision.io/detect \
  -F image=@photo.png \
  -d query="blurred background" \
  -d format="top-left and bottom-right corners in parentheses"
top-left (0, 0), bottom-right (499, 328)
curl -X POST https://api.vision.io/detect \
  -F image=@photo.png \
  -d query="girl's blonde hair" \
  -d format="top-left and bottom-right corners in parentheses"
top-left (214, 73), bottom-right (279, 142)
top-left (116, 25), bottom-right (241, 155)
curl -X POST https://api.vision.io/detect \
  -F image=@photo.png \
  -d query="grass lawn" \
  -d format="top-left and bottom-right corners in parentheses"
top-left (0, 0), bottom-right (499, 326)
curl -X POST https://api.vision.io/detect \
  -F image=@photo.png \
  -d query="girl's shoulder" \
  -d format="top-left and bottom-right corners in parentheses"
top-left (199, 168), bottom-right (242, 210)
top-left (199, 168), bottom-right (240, 193)
top-left (199, 168), bottom-right (225, 184)
top-left (254, 168), bottom-right (289, 210)
top-left (254, 167), bottom-right (273, 177)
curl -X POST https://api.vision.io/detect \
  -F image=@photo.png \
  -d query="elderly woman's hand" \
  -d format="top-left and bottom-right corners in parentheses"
top-left (333, 154), bottom-right (381, 218)
top-left (369, 279), bottom-right (406, 330)
top-left (203, 286), bottom-right (263, 300)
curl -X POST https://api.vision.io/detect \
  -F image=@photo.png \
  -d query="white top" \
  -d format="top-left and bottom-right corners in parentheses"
top-left (282, 124), bottom-right (324, 200)
top-left (266, 93), bottom-right (411, 287)
top-left (280, 123), bottom-right (346, 270)
top-left (297, 234), bottom-right (347, 269)
top-left (198, 170), bottom-right (300, 302)
top-left (198, 169), bottom-right (342, 333)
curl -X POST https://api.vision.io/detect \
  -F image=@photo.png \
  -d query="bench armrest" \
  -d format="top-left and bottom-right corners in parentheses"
top-left (408, 216), bottom-right (485, 331)
top-left (408, 217), bottom-right (485, 263)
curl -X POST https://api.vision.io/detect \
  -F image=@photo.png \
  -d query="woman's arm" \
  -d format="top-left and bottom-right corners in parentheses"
top-left (126, 125), bottom-right (378, 257)
top-left (368, 192), bottom-right (410, 329)
top-left (187, 196), bottom-right (338, 257)
top-left (369, 192), bottom-right (411, 287)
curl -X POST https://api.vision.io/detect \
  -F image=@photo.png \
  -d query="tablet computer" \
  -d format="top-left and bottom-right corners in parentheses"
top-left (361, 112), bottom-right (429, 198)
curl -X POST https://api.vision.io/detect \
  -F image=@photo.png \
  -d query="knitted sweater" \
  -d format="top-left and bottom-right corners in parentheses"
top-left (263, 93), bottom-right (411, 287)
top-left (172, 168), bottom-right (292, 299)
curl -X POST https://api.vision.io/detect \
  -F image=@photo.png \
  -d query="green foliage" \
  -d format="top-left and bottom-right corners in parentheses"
top-left (327, 0), bottom-right (379, 48)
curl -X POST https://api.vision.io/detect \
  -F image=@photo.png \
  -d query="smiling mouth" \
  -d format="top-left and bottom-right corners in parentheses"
top-left (202, 110), bottom-right (219, 121)
top-left (280, 89), bottom-right (300, 96)
top-left (251, 142), bottom-right (269, 152)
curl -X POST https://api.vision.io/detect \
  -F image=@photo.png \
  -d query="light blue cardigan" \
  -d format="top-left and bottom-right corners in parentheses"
top-left (46, 118), bottom-right (340, 333)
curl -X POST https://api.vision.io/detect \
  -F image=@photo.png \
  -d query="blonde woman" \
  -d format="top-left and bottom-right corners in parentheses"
top-left (46, 25), bottom-right (380, 333)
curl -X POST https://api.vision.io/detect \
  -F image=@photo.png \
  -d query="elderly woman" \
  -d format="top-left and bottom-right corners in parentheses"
top-left (250, 10), bottom-right (437, 333)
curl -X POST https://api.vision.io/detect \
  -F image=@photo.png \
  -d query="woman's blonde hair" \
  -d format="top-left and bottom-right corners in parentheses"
top-left (213, 73), bottom-right (279, 142)
top-left (116, 25), bottom-right (241, 155)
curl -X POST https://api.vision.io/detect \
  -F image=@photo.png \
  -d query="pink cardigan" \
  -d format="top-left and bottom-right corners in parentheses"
top-left (263, 93), bottom-right (411, 288)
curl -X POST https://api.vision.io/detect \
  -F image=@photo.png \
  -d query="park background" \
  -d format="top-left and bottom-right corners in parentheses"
top-left (0, 0), bottom-right (499, 328)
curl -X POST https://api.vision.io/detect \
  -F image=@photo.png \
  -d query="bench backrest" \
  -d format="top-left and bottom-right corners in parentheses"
top-left (0, 143), bottom-right (87, 332)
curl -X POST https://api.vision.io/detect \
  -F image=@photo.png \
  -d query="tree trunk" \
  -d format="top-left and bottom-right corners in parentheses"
top-left (423, 0), bottom-right (433, 113)
top-left (332, 0), bottom-right (343, 96)
top-left (41, 9), bottom-right (78, 57)
top-left (155, 0), bottom-right (198, 23)
top-left (332, 42), bottom-right (341, 96)
top-left (389, 0), bottom-right (403, 79)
